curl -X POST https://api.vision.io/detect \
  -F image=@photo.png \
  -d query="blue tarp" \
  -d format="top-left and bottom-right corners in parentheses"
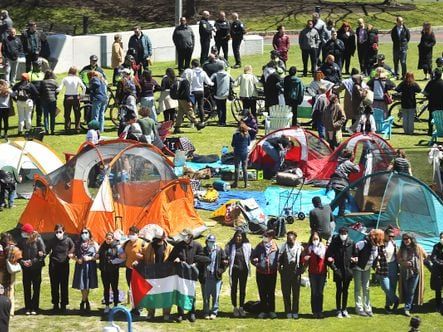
top-left (185, 161), bottom-right (235, 172)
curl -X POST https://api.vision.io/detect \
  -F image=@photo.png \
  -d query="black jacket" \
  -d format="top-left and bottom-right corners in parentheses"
top-left (391, 25), bottom-right (410, 51)
top-left (17, 236), bottom-right (46, 270)
top-left (199, 18), bottom-right (213, 40)
top-left (21, 29), bottom-right (50, 59)
top-left (168, 240), bottom-right (209, 265)
top-left (320, 62), bottom-right (341, 84)
top-left (322, 39), bottom-right (345, 63)
top-left (46, 235), bottom-right (75, 264)
top-left (1, 35), bottom-right (23, 61)
top-left (353, 237), bottom-right (375, 270)
top-left (98, 240), bottom-right (120, 272)
top-left (199, 246), bottom-right (227, 282)
top-left (0, 295), bottom-right (11, 332)
top-left (39, 79), bottom-right (58, 103)
top-left (173, 24), bottom-right (195, 50)
top-left (424, 78), bottom-right (443, 111)
top-left (177, 79), bottom-right (191, 101)
top-left (326, 235), bottom-right (355, 280)
top-left (214, 19), bottom-right (231, 42)
top-left (431, 242), bottom-right (443, 291)
top-left (12, 81), bottom-right (39, 102)
top-left (230, 20), bottom-right (246, 40)
top-left (337, 28), bottom-right (356, 56)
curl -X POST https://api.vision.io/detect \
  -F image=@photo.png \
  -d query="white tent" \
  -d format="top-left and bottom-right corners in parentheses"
top-left (0, 139), bottom-right (64, 198)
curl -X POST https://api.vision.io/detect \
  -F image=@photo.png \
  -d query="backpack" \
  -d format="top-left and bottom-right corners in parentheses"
top-left (1, 171), bottom-right (15, 187)
top-left (288, 77), bottom-right (304, 105)
top-left (17, 85), bottom-right (31, 101)
top-left (169, 81), bottom-right (180, 100)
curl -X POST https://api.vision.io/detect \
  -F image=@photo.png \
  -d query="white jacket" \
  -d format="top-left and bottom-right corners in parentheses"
top-left (191, 67), bottom-right (213, 92)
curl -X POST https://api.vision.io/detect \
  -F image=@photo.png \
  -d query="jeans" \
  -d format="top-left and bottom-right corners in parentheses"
top-left (301, 48), bottom-right (317, 76)
top-left (5, 188), bottom-right (16, 207)
top-left (23, 267), bottom-right (42, 311)
top-left (401, 273), bottom-right (419, 311)
top-left (376, 274), bottom-right (399, 307)
top-left (215, 98), bottom-right (227, 125)
top-left (234, 155), bottom-right (248, 186)
top-left (281, 271), bottom-right (301, 314)
top-left (401, 108), bottom-right (415, 135)
top-left (203, 275), bottom-right (222, 315)
top-left (230, 267), bottom-right (248, 307)
top-left (3, 58), bottom-right (19, 84)
top-left (387, 261), bottom-right (399, 307)
top-left (309, 273), bottom-right (326, 314)
top-left (49, 260), bottom-right (70, 306)
top-left (334, 188), bottom-right (350, 217)
top-left (393, 48), bottom-right (408, 78)
top-left (256, 272), bottom-right (277, 313)
top-left (17, 99), bottom-right (34, 132)
top-left (140, 96), bottom-right (157, 122)
top-left (41, 100), bottom-right (57, 133)
top-left (262, 141), bottom-right (282, 174)
top-left (335, 274), bottom-right (352, 311)
top-left (354, 268), bottom-right (372, 313)
top-left (91, 99), bottom-right (107, 132)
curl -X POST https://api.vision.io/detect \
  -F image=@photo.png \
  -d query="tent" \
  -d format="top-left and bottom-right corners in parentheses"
top-left (248, 127), bottom-right (332, 178)
top-left (305, 133), bottom-right (396, 184)
top-left (331, 171), bottom-right (443, 252)
top-left (0, 139), bottom-right (64, 198)
top-left (19, 140), bottom-right (206, 242)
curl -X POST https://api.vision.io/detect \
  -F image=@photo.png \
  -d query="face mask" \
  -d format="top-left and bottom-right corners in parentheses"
top-left (56, 232), bottom-right (64, 240)
top-left (207, 242), bottom-right (215, 250)
top-left (262, 237), bottom-right (269, 244)
top-left (81, 233), bottom-right (90, 241)
top-left (128, 234), bottom-right (138, 242)
top-left (340, 234), bottom-right (348, 242)
top-left (312, 240), bottom-right (320, 246)
top-left (21, 232), bottom-right (29, 239)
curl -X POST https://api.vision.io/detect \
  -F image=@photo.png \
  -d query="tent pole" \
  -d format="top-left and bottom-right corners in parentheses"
top-left (376, 172), bottom-right (393, 229)
top-left (16, 140), bottom-right (28, 174)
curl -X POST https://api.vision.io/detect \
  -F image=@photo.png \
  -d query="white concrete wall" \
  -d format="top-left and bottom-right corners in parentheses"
top-left (46, 24), bottom-right (263, 73)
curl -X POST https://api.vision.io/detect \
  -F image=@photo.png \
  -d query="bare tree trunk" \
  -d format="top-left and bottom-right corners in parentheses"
top-left (185, 0), bottom-right (196, 19)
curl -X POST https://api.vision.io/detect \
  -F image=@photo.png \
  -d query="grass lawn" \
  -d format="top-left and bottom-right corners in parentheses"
top-left (1, 43), bottom-right (443, 331)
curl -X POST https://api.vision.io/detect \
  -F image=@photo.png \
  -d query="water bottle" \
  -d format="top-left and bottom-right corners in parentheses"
top-left (213, 180), bottom-right (231, 191)
top-left (221, 146), bottom-right (229, 155)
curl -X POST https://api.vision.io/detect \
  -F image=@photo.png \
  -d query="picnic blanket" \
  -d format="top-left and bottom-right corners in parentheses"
top-left (185, 160), bottom-right (235, 172)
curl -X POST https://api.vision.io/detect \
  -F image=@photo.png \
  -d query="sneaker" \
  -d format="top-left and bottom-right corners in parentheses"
top-left (52, 304), bottom-right (59, 313)
top-left (176, 315), bottom-right (183, 323)
top-left (269, 312), bottom-right (277, 319)
top-left (365, 311), bottom-right (373, 317)
top-left (336, 310), bottom-right (343, 318)
top-left (163, 314), bottom-right (171, 322)
top-left (188, 313), bottom-right (196, 322)
top-left (104, 306), bottom-right (110, 314)
top-left (286, 313), bottom-right (292, 319)
top-left (233, 307), bottom-right (240, 317)
top-left (238, 307), bottom-right (246, 317)
top-left (292, 313), bottom-right (299, 319)
top-left (60, 305), bottom-right (67, 313)
top-left (356, 310), bottom-right (368, 317)
top-left (384, 305), bottom-right (392, 314)
top-left (404, 310), bottom-right (411, 317)
top-left (204, 314), bottom-right (210, 320)
top-left (393, 298), bottom-right (399, 311)
top-left (210, 314), bottom-right (216, 320)
top-left (258, 312), bottom-right (267, 319)
top-left (196, 122), bottom-right (206, 131)
top-left (342, 310), bottom-right (350, 318)
top-left (25, 311), bottom-right (31, 315)
top-left (31, 311), bottom-right (37, 315)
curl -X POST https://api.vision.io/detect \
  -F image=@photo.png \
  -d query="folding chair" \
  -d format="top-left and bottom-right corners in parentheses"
top-left (373, 107), bottom-right (393, 139)
top-left (265, 105), bottom-right (293, 134)
top-left (430, 110), bottom-right (443, 144)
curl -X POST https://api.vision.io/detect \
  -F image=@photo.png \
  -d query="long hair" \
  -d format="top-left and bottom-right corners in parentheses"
top-left (26, 231), bottom-right (40, 244)
top-left (228, 230), bottom-right (249, 246)
top-left (399, 232), bottom-right (418, 255)
top-left (404, 72), bottom-right (415, 86)
top-left (0, 79), bottom-right (9, 96)
top-left (308, 231), bottom-right (321, 245)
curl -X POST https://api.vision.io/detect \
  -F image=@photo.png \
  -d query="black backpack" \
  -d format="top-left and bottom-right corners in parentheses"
top-left (0, 171), bottom-right (15, 189)
top-left (169, 81), bottom-right (180, 100)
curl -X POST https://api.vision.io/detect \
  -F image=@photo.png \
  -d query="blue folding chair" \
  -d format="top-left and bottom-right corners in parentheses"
top-left (430, 110), bottom-right (443, 144)
top-left (373, 107), bottom-right (394, 140)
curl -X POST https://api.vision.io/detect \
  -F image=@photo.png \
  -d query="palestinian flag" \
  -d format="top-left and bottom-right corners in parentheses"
top-left (131, 262), bottom-right (198, 310)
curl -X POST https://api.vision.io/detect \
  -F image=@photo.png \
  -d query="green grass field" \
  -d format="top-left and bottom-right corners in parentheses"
top-left (1, 42), bottom-right (443, 331)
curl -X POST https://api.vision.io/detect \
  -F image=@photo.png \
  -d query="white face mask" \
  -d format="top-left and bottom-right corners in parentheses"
top-left (312, 240), bottom-right (320, 246)
top-left (340, 234), bottom-right (348, 242)
top-left (21, 232), bottom-right (29, 239)
top-left (56, 232), bottom-right (64, 240)
top-left (81, 233), bottom-right (90, 241)
top-left (262, 237), bottom-right (270, 244)
top-left (207, 242), bottom-right (215, 250)
top-left (128, 234), bottom-right (138, 242)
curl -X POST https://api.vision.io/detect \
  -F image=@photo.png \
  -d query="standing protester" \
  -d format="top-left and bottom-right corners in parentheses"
top-left (418, 22), bottom-right (436, 80)
top-left (225, 230), bottom-right (251, 318)
top-left (424, 68), bottom-right (443, 136)
top-left (366, 24), bottom-right (379, 71)
top-left (367, 67), bottom-right (396, 118)
top-left (79, 55), bottom-right (107, 87)
top-left (304, 232), bottom-right (327, 319)
top-left (235, 65), bottom-right (258, 116)
top-left (397, 233), bottom-right (427, 317)
top-left (173, 17), bottom-right (195, 75)
top-left (311, 85), bottom-right (329, 139)
top-left (322, 93), bottom-right (346, 149)
top-left (231, 122), bottom-right (251, 188)
top-left (395, 72), bottom-right (422, 135)
top-left (214, 11), bottom-right (231, 64)
top-left (230, 13), bottom-right (246, 69)
top-left (312, 12), bottom-right (327, 66)
top-left (251, 230), bottom-right (279, 319)
top-left (1, 28), bottom-right (23, 84)
top-left (199, 11), bottom-right (213, 65)
top-left (128, 26), bottom-right (152, 76)
top-left (283, 66), bottom-right (304, 126)
top-left (0, 10), bottom-right (13, 39)
top-left (0, 166), bottom-right (20, 209)
top-left (12, 73), bottom-right (38, 135)
top-left (273, 26), bottom-right (290, 66)
top-left (39, 70), bottom-right (58, 135)
top-left (211, 66), bottom-right (234, 126)
top-left (335, 68), bottom-right (362, 131)
top-left (356, 18), bottom-right (369, 75)
top-left (139, 69), bottom-right (161, 121)
top-left (88, 71), bottom-right (108, 133)
top-left (111, 34), bottom-right (124, 85)
top-left (337, 22), bottom-right (356, 75)
top-left (279, 231), bottom-right (304, 319)
top-left (98, 232), bottom-right (120, 314)
top-left (299, 20), bottom-right (320, 77)
top-left (322, 30), bottom-right (345, 71)
top-left (309, 196), bottom-right (334, 242)
top-left (263, 66), bottom-right (283, 110)
top-left (72, 228), bottom-right (99, 314)
top-left (0, 283), bottom-right (11, 332)
top-left (21, 21), bottom-right (50, 72)
top-left (17, 224), bottom-right (45, 315)
top-left (391, 17), bottom-right (410, 80)
top-left (0, 80), bottom-right (12, 138)
top-left (158, 68), bottom-right (178, 122)
top-left (57, 66), bottom-right (86, 133)
top-left (326, 227), bottom-right (354, 318)
top-left (430, 232), bottom-right (443, 315)
top-left (191, 59), bottom-right (213, 122)
top-left (46, 224), bottom-right (75, 313)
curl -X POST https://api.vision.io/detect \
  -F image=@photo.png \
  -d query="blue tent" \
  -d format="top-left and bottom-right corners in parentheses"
top-left (331, 171), bottom-right (443, 252)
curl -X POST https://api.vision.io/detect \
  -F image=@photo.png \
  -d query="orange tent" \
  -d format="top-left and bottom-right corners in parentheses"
top-left (19, 140), bottom-right (206, 242)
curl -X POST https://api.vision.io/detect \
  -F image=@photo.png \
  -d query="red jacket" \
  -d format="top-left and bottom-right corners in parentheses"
top-left (304, 244), bottom-right (327, 275)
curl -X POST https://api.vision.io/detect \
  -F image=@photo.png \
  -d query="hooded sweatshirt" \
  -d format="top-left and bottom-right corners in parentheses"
top-left (211, 70), bottom-right (232, 100)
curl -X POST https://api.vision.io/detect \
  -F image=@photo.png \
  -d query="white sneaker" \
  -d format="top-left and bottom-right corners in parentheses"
top-left (210, 314), bottom-right (216, 320)
top-left (292, 313), bottom-right (299, 319)
top-left (258, 312), bottom-right (267, 319)
top-left (286, 313), bottom-right (292, 319)
top-left (336, 310), bottom-right (343, 318)
top-left (342, 310), bottom-right (350, 318)
top-left (233, 307), bottom-right (240, 317)
top-left (204, 314), bottom-right (211, 320)
top-left (104, 306), bottom-right (110, 314)
top-left (269, 312), bottom-right (277, 319)
top-left (238, 307), bottom-right (246, 317)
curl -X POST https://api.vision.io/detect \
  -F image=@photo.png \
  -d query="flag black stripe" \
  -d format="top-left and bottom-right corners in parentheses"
top-left (135, 261), bottom-right (199, 281)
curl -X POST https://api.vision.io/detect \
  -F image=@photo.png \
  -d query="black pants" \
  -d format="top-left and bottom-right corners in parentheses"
top-left (232, 38), bottom-right (242, 66)
top-left (256, 272), bottom-right (277, 313)
top-left (63, 95), bottom-right (80, 130)
top-left (0, 108), bottom-right (9, 136)
top-left (177, 47), bottom-right (193, 74)
top-left (215, 98), bottom-right (227, 125)
top-left (286, 101), bottom-right (298, 126)
top-left (192, 90), bottom-right (205, 121)
top-left (49, 260), bottom-right (70, 306)
top-left (301, 49), bottom-right (317, 76)
top-left (231, 268), bottom-right (248, 307)
top-left (436, 289), bottom-right (442, 308)
top-left (164, 108), bottom-right (176, 122)
top-left (125, 267), bottom-right (132, 287)
top-left (241, 97), bottom-right (257, 117)
top-left (215, 40), bottom-right (229, 63)
top-left (33, 99), bottom-right (43, 127)
top-left (393, 48), bottom-right (407, 79)
top-left (335, 274), bottom-right (352, 311)
top-left (281, 271), bottom-right (301, 314)
top-left (357, 44), bottom-right (368, 74)
top-left (178, 299), bottom-right (195, 315)
top-left (200, 38), bottom-right (211, 65)
top-left (101, 269), bottom-right (119, 306)
top-left (343, 52), bottom-right (352, 74)
top-left (25, 53), bottom-right (39, 72)
top-left (23, 267), bottom-right (42, 311)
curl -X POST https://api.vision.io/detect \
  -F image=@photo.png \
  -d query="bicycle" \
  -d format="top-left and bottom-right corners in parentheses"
top-left (230, 90), bottom-right (266, 123)
top-left (79, 86), bottom-right (119, 130)
top-left (388, 93), bottom-right (429, 128)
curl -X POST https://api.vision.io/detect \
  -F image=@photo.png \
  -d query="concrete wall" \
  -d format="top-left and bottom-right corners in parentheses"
top-left (47, 24), bottom-right (263, 73)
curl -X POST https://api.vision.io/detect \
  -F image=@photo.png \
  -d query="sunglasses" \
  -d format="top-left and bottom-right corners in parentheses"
top-left (55, 231), bottom-right (63, 234)
top-left (403, 237), bottom-right (411, 240)
top-left (81, 231), bottom-right (89, 235)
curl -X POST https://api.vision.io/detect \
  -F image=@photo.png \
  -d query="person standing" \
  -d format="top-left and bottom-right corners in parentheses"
top-left (366, 24), bottom-right (379, 71)
top-left (326, 227), bottom-right (354, 318)
top-left (367, 67), bottom-right (396, 118)
top-left (21, 21), bottom-right (50, 72)
top-left (322, 30), bottom-right (345, 71)
top-left (0, 233), bottom-right (21, 316)
top-left (111, 34), bottom-right (124, 85)
top-left (39, 70), bottom-right (58, 135)
top-left (128, 26), bottom-right (152, 77)
top-left (251, 230), bottom-right (279, 319)
top-left (12, 73), bottom-right (38, 135)
top-left (0, 10), bottom-right (13, 40)
top-left (98, 232), bottom-right (120, 314)
top-left (391, 17), bottom-right (410, 80)
top-left (79, 55), bottom-right (107, 87)
top-left (225, 230), bottom-right (251, 318)
top-left (88, 71), bottom-right (108, 133)
top-left (424, 68), bottom-right (443, 136)
top-left (199, 11), bottom-right (213, 65)
top-left (211, 66), bottom-right (234, 126)
top-left (283, 66), bottom-right (304, 126)
top-left (173, 17), bottom-right (195, 75)
top-left (139, 69), bottom-right (161, 121)
top-left (430, 232), bottom-right (443, 315)
top-left (191, 59), bottom-right (213, 122)
top-left (158, 68), bottom-right (178, 122)
top-left (395, 72), bottom-right (421, 135)
top-left (299, 20), bottom-right (320, 77)
top-left (337, 22), bottom-right (356, 75)
top-left (57, 66), bottom-right (86, 133)
top-left (356, 18), bottom-right (369, 75)
top-left (17, 224), bottom-right (45, 315)
top-left (418, 22), bottom-right (436, 80)
top-left (1, 28), bottom-right (22, 84)
top-left (0, 80), bottom-right (12, 138)
top-left (312, 12), bottom-right (327, 66)
top-left (397, 233), bottom-right (427, 317)
top-left (279, 231), bottom-right (304, 319)
top-left (304, 232), bottom-right (327, 319)
top-left (230, 13), bottom-right (246, 69)
top-left (46, 224), bottom-right (75, 313)
top-left (322, 93), bottom-right (346, 149)
top-left (214, 11), bottom-right (231, 64)
top-left (231, 123), bottom-right (251, 188)
top-left (309, 196), bottom-right (334, 242)
top-left (235, 65), bottom-right (259, 116)
top-left (273, 26), bottom-right (290, 66)
top-left (0, 283), bottom-right (11, 332)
